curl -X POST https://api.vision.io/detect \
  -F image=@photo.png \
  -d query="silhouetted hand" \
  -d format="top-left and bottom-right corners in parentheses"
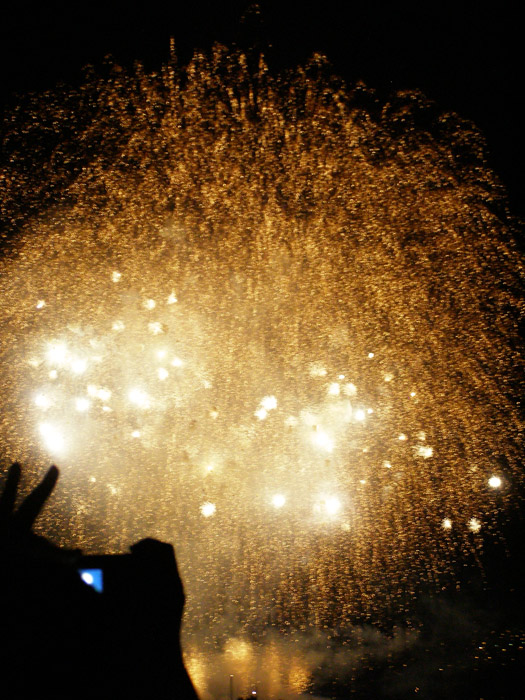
top-left (0, 462), bottom-right (57, 529)
top-left (0, 462), bottom-right (75, 565)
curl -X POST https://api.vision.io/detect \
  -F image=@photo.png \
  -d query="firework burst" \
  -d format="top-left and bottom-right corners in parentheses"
top-left (0, 44), bottom-right (523, 692)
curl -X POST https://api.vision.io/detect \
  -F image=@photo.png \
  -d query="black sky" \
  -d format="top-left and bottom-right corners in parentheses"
top-left (1, 2), bottom-right (522, 218)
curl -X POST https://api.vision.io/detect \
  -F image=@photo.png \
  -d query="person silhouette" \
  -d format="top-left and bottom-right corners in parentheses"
top-left (0, 462), bottom-right (199, 699)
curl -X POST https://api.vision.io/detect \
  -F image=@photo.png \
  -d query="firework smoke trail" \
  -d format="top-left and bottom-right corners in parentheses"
top-left (0, 45), bottom-right (523, 694)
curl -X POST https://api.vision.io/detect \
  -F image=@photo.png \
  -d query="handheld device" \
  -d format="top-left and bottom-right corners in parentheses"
top-left (77, 554), bottom-right (134, 595)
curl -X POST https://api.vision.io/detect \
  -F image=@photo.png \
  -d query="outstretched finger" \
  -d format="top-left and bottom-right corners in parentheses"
top-left (13, 465), bottom-right (59, 530)
top-left (0, 462), bottom-right (21, 524)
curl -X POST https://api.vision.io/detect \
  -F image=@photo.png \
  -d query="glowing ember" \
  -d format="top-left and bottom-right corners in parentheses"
top-left (35, 394), bottom-right (52, 410)
top-left (75, 398), bottom-right (90, 413)
top-left (468, 517), bottom-right (482, 533)
top-left (38, 422), bottom-right (65, 454)
top-left (272, 494), bottom-right (286, 509)
top-left (200, 502), bottom-right (217, 518)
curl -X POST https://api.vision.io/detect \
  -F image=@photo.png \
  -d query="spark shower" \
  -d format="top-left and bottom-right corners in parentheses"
top-left (0, 45), bottom-right (523, 696)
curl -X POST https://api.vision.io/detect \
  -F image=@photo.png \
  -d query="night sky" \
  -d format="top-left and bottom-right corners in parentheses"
top-left (1, 3), bottom-right (523, 698)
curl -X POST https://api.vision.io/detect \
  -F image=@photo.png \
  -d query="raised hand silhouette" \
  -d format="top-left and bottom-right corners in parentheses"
top-left (0, 462), bottom-right (58, 529)
top-left (0, 462), bottom-right (73, 564)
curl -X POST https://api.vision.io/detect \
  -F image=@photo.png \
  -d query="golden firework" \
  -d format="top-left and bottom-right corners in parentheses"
top-left (0, 46), bottom-right (523, 668)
